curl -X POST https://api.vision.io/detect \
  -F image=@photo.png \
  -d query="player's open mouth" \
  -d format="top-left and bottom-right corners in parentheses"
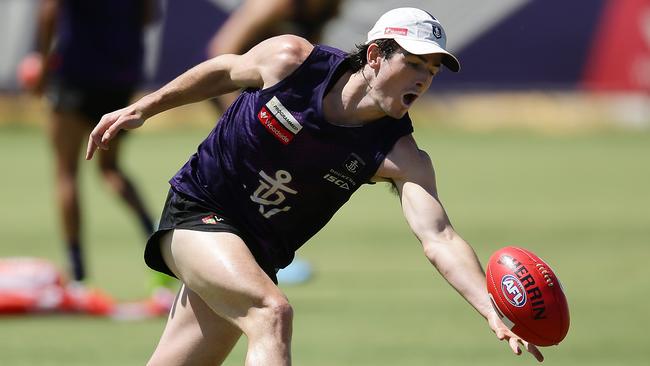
top-left (402, 93), bottom-right (418, 107)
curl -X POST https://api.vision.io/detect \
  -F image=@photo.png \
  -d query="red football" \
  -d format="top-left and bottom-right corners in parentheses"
top-left (486, 246), bottom-right (570, 346)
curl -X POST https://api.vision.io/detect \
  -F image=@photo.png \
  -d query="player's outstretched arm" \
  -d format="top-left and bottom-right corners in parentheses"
top-left (375, 135), bottom-right (544, 362)
top-left (86, 35), bottom-right (313, 160)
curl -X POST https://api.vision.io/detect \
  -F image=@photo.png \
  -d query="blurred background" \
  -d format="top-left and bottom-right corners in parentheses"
top-left (0, 0), bottom-right (648, 365)
top-left (2, 0), bottom-right (649, 130)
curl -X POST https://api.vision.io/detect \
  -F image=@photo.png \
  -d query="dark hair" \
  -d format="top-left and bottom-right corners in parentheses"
top-left (343, 39), bottom-right (401, 73)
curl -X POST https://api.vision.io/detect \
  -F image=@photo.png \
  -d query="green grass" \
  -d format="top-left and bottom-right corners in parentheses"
top-left (0, 123), bottom-right (648, 365)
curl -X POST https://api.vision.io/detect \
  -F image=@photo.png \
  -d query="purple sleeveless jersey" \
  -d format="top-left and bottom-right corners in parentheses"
top-left (171, 45), bottom-right (413, 269)
top-left (51, 0), bottom-right (144, 87)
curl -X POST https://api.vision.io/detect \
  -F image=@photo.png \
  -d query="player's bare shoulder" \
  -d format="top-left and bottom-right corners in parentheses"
top-left (252, 35), bottom-right (314, 89)
top-left (373, 134), bottom-right (435, 184)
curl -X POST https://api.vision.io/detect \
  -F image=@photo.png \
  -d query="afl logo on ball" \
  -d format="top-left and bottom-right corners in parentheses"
top-left (501, 274), bottom-right (527, 307)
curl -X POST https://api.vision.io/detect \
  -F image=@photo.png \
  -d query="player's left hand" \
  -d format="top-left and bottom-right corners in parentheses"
top-left (488, 311), bottom-right (544, 362)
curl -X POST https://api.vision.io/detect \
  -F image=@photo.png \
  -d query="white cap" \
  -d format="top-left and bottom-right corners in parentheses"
top-left (366, 7), bottom-right (460, 72)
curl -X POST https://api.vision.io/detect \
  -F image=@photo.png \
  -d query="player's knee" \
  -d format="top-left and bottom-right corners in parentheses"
top-left (98, 165), bottom-right (128, 189)
top-left (254, 296), bottom-right (294, 332)
top-left (264, 296), bottom-right (293, 322)
top-left (98, 162), bottom-right (119, 177)
top-left (55, 164), bottom-right (78, 181)
top-left (55, 172), bottom-right (77, 188)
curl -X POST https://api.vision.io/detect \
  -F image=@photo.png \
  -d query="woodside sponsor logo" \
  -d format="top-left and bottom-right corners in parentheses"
top-left (258, 106), bottom-right (292, 144)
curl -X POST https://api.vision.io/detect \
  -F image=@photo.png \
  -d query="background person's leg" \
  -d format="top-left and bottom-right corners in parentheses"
top-left (97, 137), bottom-right (154, 236)
top-left (47, 111), bottom-right (89, 281)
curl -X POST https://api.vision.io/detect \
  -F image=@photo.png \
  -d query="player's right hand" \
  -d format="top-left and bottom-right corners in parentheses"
top-left (86, 106), bottom-right (145, 160)
top-left (488, 311), bottom-right (544, 362)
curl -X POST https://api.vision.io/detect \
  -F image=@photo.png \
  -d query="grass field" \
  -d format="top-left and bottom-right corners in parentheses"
top-left (0, 121), bottom-right (648, 365)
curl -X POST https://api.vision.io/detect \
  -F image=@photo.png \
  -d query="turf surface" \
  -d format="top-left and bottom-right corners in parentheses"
top-left (0, 123), bottom-right (648, 365)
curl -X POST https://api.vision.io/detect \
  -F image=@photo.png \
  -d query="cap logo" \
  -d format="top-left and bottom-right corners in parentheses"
top-left (432, 25), bottom-right (442, 39)
top-left (384, 27), bottom-right (408, 36)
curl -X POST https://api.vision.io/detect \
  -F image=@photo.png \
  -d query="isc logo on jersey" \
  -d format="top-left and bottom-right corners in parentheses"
top-left (501, 274), bottom-right (527, 307)
top-left (257, 96), bottom-right (302, 145)
top-left (323, 173), bottom-right (350, 190)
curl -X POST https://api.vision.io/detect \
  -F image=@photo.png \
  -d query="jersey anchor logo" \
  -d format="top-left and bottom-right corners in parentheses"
top-left (250, 170), bottom-right (297, 218)
top-left (344, 153), bottom-right (365, 174)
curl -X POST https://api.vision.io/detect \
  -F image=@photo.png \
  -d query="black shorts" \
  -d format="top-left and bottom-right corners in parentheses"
top-left (144, 188), bottom-right (278, 284)
top-left (46, 79), bottom-right (134, 123)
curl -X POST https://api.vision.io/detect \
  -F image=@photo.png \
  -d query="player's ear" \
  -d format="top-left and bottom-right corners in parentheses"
top-left (366, 43), bottom-right (382, 71)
